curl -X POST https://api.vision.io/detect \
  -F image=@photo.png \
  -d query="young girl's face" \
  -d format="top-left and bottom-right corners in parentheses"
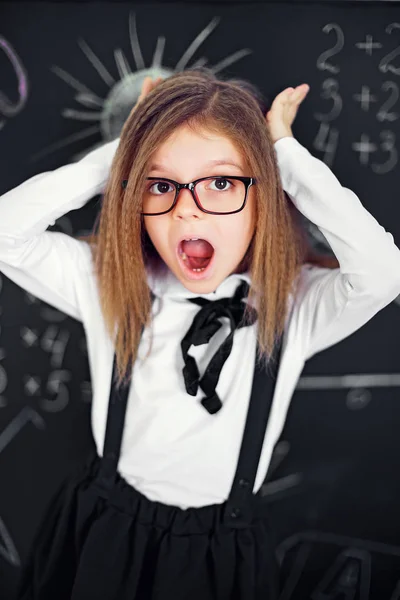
top-left (144, 124), bottom-right (256, 294)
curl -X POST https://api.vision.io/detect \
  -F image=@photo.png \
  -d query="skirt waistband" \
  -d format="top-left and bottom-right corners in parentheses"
top-left (84, 455), bottom-right (270, 536)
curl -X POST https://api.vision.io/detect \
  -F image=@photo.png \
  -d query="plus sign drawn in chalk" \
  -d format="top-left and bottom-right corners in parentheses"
top-left (352, 134), bottom-right (378, 166)
top-left (356, 34), bottom-right (382, 56)
top-left (353, 86), bottom-right (378, 112)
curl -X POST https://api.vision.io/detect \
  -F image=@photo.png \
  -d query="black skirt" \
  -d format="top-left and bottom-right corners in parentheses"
top-left (18, 338), bottom-right (283, 600)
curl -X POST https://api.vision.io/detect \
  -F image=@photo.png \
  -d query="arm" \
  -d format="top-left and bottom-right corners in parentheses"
top-left (0, 138), bottom-right (119, 320)
top-left (275, 136), bottom-right (400, 360)
top-left (0, 76), bottom-right (162, 321)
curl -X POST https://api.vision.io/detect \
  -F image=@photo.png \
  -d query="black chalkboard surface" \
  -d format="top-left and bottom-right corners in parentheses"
top-left (1, 2), bottom-right (400, 598)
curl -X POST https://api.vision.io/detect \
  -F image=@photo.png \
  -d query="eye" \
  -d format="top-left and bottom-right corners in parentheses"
top-left (148, 180), bottom-right (175, 195)
top-left (208, 178), bottom-right (234, 191)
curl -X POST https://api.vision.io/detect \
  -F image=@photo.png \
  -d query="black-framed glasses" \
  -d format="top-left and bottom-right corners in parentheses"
top-left (122, 176), bottom-right (257, 216)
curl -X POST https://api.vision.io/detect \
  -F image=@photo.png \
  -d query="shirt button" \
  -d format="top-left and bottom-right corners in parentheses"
top-left (230, 508), bottom-right (241, 519)
top-left (239, 478), bottom-right (250, 488)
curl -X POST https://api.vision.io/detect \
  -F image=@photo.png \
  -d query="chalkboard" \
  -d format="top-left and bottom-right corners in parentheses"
top-left (1, 2), bottom-right (400, 598)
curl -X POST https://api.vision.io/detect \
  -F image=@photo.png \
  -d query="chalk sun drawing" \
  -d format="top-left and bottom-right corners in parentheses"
top-left (30, 13), bottom-right (252, 162)
top-left (0, 36), bottom-right (29, 131)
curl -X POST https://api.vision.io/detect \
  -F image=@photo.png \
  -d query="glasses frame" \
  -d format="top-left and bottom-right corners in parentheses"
top-left (122, 175), bottom-right (257, 216)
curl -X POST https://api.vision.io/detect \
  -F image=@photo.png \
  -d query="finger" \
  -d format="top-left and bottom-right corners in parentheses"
top-left (278, 87), bottom-right (294, 101)
top-left (137, 77), bottom-right (152, 102)
top-left (150, 77), bottom-right (163, 91)
top-left (142, 76), bottom-right (154, 95)
top-left (139, 76), bottom-right (161, 104)
top-left (284, 88), bottom-right (309, 115)
top-left (282, 84), bottom-right (309, 101)
top-left (290, 84), bottom-right (310, 102)
top-left (295, 84), bottom-right (310, 97)
top-left (270, 87), bottom-right (297, 110)
top-left (142, 76), bottom-right (152, 89)
top-left (267, 85), bottom-right (301, 117)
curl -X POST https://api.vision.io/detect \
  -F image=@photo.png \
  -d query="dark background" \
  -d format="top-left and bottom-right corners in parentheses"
top-left (1, 1), bottom-right (400, 598)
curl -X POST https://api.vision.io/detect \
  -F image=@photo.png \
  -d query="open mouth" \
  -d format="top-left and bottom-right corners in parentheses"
top-left (177, 238), bottom-right (215, 279)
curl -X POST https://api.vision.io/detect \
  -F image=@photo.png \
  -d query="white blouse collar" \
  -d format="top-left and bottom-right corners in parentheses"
top-left (147, 267), bottom-right (251, 302)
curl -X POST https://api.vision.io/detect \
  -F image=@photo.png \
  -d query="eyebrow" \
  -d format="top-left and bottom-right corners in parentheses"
top-left (149, 159), bottom-right (244, 172)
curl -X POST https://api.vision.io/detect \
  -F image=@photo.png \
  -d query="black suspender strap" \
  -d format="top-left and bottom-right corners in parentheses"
top-left (224, 336), bottom-right (283, 528)
top-left (96, 353), bottom-right (131, 495)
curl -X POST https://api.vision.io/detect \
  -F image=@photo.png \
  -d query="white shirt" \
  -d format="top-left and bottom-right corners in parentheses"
top-left (1, 137), bottom-right (399, 509)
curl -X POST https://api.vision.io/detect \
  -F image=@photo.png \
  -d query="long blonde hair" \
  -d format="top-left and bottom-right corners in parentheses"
top-left (80, 68), bottom-right (338, 387)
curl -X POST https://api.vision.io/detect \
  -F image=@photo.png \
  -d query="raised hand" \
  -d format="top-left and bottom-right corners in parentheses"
top-left (265, 84), bottom-right (310, 144)
top-left (127, 76), bottom-right (164, 121)
top-left (137, 76), bottom-right (164, 105)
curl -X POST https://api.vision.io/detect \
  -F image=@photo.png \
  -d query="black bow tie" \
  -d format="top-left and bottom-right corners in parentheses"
top-left (180, 280), bottom-right (257, 415)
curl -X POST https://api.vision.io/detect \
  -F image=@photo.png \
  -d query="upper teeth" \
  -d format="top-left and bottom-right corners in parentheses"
top-left (184, 238), bottom-right (199, 241)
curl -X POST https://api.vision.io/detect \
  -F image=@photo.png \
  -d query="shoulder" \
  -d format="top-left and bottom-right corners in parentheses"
top-left (73, 237), bottom-right (97, 274)
top-left (285, 261), bottom-right (339, 324)
top-left (294, 261), bottom-right (339, 296)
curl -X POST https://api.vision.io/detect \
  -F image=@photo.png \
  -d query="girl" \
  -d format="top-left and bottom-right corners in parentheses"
top-left (1, 68), bottom-right (399, 600)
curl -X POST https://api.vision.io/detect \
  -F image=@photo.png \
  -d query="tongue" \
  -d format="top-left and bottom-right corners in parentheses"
top-left (182, 239), bottom-right (214, 258)
top-left (182, 239), bottom-right (214, 269)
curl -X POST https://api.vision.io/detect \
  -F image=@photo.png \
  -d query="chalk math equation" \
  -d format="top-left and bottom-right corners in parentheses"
top-left (313, 22), bottom-right (400, 174)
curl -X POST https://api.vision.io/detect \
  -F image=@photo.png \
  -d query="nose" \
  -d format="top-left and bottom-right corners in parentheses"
top-left (172, 187), bottom-right (203, 220)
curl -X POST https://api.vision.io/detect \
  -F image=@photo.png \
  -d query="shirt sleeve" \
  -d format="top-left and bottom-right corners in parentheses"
top-left (274, 136), bottom-right (400, 361)
top-left (0, 138), bottom-right (120, 321)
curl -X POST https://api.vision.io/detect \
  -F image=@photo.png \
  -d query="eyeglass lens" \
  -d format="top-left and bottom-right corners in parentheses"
top-left (143, 177), bottom-right (247, 214)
